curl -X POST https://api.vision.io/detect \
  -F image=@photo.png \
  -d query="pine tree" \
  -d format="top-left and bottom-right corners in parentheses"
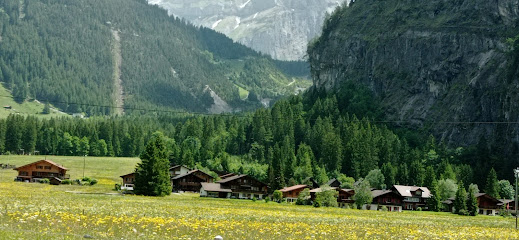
top-left (484, 168), bottom-right (500, 199)
top-left (454, 181), bottom-right (467, 214)
top-left (428, 180), bottom-right (442, 212)
top-left (467, 185), bottom-right (478, 216)
top-left (134, 132), bottom-right (171, 197)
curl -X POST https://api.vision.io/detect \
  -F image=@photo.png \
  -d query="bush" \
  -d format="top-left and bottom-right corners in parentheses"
top-left (39, 178), bottom-right (50, 184)
top-left (264, 197), bottom-right (270, 203)
top-left (295, 198), bottom-right (305, 205)
top-left (114, 183), bottom-right (121, 191)
top-left (74, 179), bottom-right (82, 185)
top-left (313, 199), bottom-right (322, 208)
top-left (61, 179), bottom-right (72, 185)
top-left (416, 207), bottom-right (422, 211)
top-left (252, 197), bottom-right (257, 202)
top-left (272, 190), bottom-right (283, 203)
top-left (82, 177), bottom-right (91, 182)
top-left (380, 206), bottom-right (388, 211)
top-left (458, 209), bottom-right (469, 216)
top-left (89, 179), bottom-right (98, 185)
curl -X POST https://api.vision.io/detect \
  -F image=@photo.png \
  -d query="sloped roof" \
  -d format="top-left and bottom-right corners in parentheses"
top-left (217, 174), bottom-right (247, 183)
top-left (14, 160), bottom-right (68, 171)
top-left (371, 190), bottom-right (393, 198)
top-left (120, 172), bottom-right (135, 178)
top-left (201, 183), bottom-right (232, 193)
top-left (171, 169), bottom-right (213, 180)
top-left (309, 187), bottom-right (338, 193)
top-left (392, 185), bottom-right (431, 198)
top-left (169, 165), bottom-right (191, 171)
top-left (279, 185), bottom-right (309, 192)
top-left (220, 173), bottom-right (236, 179)
top-left (327, 178), bottom-right (341, 186)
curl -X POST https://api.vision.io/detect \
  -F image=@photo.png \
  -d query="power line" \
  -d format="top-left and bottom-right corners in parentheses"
top-left (1, 94), bottom-right (519, 125)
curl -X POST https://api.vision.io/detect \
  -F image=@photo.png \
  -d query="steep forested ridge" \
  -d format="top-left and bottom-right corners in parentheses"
top-left (0, 0), bottom-right (308, 115)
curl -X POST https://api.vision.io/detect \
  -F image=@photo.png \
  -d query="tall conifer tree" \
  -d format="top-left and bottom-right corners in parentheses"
top-left (134, 132), bottom-right (171, 197)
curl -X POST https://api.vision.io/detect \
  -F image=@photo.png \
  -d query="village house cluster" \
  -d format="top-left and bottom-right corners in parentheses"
top-left (14, 159), bottom-right (516, 216)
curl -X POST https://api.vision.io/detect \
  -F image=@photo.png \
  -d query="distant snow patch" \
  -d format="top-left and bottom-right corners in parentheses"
top-left (234, 17), bottom-right (241, 30)
top-left (253, 12), bottom-right (258, 19)
top-left (239, 0), bottom-right (252, 9)
top-left (212, 19), bottom-right (222, 29)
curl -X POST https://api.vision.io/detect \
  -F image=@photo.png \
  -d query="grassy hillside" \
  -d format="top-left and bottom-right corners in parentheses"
top-left (0, 83), bottom-right (66, 118)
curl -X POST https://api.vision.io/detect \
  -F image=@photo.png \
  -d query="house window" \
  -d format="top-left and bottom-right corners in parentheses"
top-left (44, 166), bottom-right (51, 170)
top-left (36, 166), bottom-right (43, 169)
top-left (19, 171), bottom-right (28, 176)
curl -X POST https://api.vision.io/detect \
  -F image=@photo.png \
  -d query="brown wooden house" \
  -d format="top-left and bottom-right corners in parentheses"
top-left (444, 193), bottom-right (502, 216)
top-left (201, 175), bottom-right (268, 199)
top-left (120, 172), bottom-right (136, 190)
top-left (369, 190), bottom-right (403, 212)
top-left (172, 169), bottom-right (214, 192)
top-left (392, 185), bottom-right (430, 210)
top-left (338, 189), bottom-right (355, 206)
top-left (14, 160), bottom-right (69, 182)
top-left (279, 185), bottom-right (310, 202)
top-left (169, 165), bottom-right (191, 177)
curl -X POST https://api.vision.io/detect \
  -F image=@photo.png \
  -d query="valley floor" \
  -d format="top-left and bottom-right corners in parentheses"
top-left (0, 156), bottom-right (518, 239)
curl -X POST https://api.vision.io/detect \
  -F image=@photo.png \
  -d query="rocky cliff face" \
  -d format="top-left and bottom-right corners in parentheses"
top-left (148, 0), bottom-right (346, 61)
top-left (308, 0), bottom-right (519, 146)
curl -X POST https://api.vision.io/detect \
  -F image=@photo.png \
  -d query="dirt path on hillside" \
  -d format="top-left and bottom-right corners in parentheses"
top-left (111, 29), bottom-right (124, 115)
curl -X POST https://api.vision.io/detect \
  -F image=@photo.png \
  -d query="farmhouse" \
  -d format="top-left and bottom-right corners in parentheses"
top-left (369, 190), bottom-right (403, 212)
top-left (279, 185), bottom-right (310, 202)
top-left (169, 165), bottom-right (191, 177)
top-left (200, 175), bottom-right (268, 199)
top-left (337, 189), bottom-right (355, 206)
top-left (443, 193), bottom-right (502, 216)
top-left (13, 159), bottom-right (69, 182)
top-left (172, 169), bottom-right (214, 192)
top-left (392, 185), bottom-right (430, 210)
top-left (120, 172), bottom-right (136, 190)
top-left (200, 182), bottom-right (232, 198)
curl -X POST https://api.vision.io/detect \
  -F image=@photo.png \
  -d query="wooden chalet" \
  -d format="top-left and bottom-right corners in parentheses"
top-left (14, 160), bottom-right (69, 182)
top-left (369, 190), bottom-right (403, 212)
top-left (443, 193), bottom-right (502, 216)
top-left (200, 175), bottom-right (268, 199)
top-left (392, 185), bottom-right (430, 210)
top-left (120, 172), bottom-right (136, 190)
top-left (326, 178), bottom-right (341, 188)
top-left (279, 185), bottom-right (310, 202)
top-left (338, 189), bottom-right (355, 206)
top-left (172, 169), bottom-right (214, 192)
top-left (169, 165), bottom-right (191, 177)
top-left (200, 182), bottom-right (232, 198)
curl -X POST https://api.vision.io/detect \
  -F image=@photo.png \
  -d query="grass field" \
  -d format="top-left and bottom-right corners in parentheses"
top-left (1, 156), bottom-right (519, 239)
top-left (0, 83), bottom-right (67, 119)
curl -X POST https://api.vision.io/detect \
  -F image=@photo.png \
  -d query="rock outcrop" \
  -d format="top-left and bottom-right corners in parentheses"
top-left (308, 0), bottom-right (519, 146)
top-left (148, 0), bottom-right (346, 61)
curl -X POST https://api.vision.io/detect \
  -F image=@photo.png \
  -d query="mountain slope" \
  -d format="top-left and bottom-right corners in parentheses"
top-left (0, 0), bottom-right (309, 115)
top-left (308, 0), bottom-right (519, 146)
top-left (148, 0), bottom-right (346, 61)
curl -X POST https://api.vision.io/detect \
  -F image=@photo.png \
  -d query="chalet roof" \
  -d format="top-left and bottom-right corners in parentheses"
top-left (393, 185), bottom-right (431, 198)
top-left (500, 199), bottom-right (514, 204)
top-left (371, 190), bottom-right (393, 198)
top-left (201, 183), bottom-right (232, 193)
top-left (14, 160), bottom-right (68, 171)
top-left (339, 189), bottom-right (355, 194)
top-left (171, 169), bottom-right (213, 180)
top-left (327, 178), bottom-right (341, 185)
top-left (220, 173), bottom-right (236, 179)
top-left (217, 174), bottom-right (247, 183)
top-left (120, 172), bottom-right (135, 178)
top-left (169, 165), bottom-right (191, 171)
top-left (279, 185), bottom-right (309, 192)
top-left (309, 187), bottom-right (338, 193)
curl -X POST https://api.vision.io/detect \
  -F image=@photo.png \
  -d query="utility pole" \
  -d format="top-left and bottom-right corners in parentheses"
top-left (83, 155), bottom-right (86, 178)
top-left (514, 167), bottom-right (519, 230)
